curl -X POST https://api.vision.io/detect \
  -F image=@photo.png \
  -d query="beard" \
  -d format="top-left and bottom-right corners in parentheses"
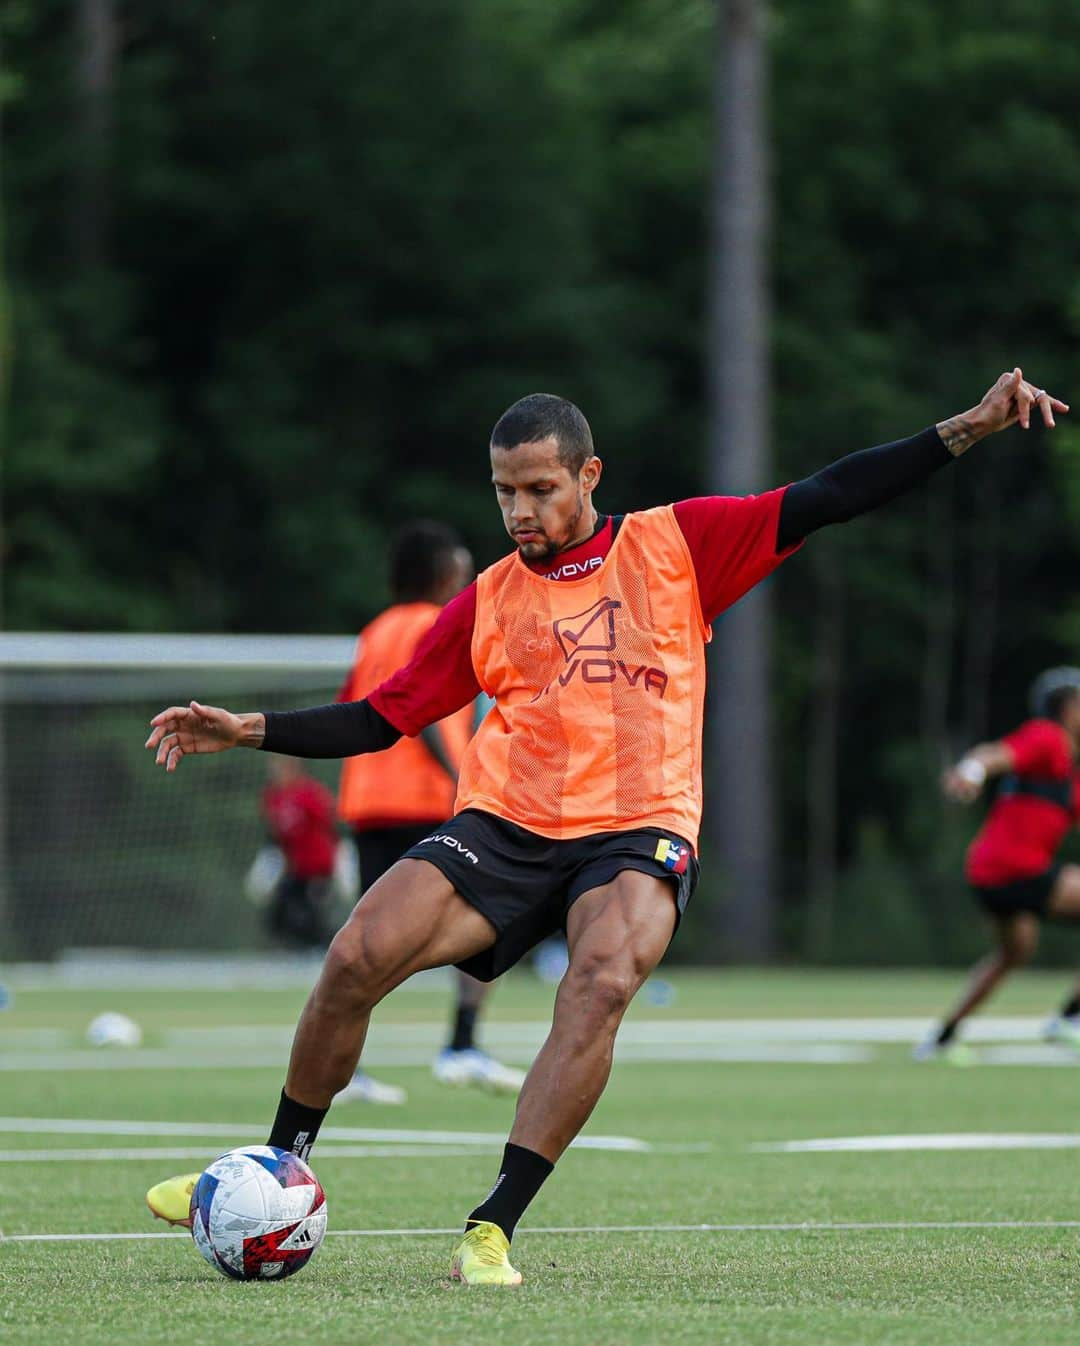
top-left (516, 495), bottom-right (584, 562)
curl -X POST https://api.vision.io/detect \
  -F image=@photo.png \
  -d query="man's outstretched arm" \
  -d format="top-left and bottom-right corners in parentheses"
top-left (777, 367), bottom-right (1069, 550)
top-left (145, 697), bottom-right (404, 772)
top-left (146, 586), bottom-right (482, 772)
top-left (942, 740), bottom-right (1016, 803)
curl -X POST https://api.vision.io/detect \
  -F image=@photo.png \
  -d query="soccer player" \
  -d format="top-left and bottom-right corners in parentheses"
top-left (260, 756), bottom-right (337, 950)
top-left (915, 667), bottom-right (1080, 1062)
top-left (338, 520), bottom-right (524, 1097)
top-left (145, 369), bottom-right (1065, 1284)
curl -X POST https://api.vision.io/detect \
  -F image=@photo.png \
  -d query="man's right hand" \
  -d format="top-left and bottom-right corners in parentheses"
top-left (145, 701), bottom-right (265, 772)
top-left (936, 368), bottom-right (1069, 458)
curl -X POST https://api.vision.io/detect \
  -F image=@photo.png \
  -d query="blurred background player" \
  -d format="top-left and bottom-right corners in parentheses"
top-left (262, 757), bottom-right (405, 1104)
top-left (916, 667), bottom-right (1080, 1062)
top-left (260, 757), bottom-right (338, 951)
top-left (336, 519), bottom-right (524, 1097)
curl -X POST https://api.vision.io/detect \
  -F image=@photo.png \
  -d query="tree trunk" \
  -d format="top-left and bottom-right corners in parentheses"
top-left (804, 545), bottom-right (843, 959)
top-left (706, 0), bottom-right (774, 960)
top-left (71, 0), bottom-right (118, 271)
top-left (0, 22), bottom-right (10, 954)
top-left (921, 470), bottom-right (956, 767)
top-left (963, 471), bottom-right (1000, 745)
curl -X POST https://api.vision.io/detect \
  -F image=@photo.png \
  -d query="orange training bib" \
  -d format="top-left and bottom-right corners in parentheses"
top-left (456, 507), bottom-right (711, 843)
top-left (339, 603), bottom-right (473, 826)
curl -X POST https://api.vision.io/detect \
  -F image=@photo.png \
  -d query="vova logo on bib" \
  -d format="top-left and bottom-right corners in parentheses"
top-left (538, 596), bottom-right (668, 699)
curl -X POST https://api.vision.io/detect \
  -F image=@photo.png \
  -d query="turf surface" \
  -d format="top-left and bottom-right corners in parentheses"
top-left (2, 968), bottom-right (1078, 1345)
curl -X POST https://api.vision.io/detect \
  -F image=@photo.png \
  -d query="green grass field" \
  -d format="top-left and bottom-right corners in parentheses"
top-left (2, 967), bottom-right (1079, 1345)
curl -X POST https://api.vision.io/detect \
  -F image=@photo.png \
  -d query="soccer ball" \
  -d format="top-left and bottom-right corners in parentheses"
top-left (86, 1012), bottom-right (142, 1047)
top-left (190, 1146), bottom-right (327, 1280)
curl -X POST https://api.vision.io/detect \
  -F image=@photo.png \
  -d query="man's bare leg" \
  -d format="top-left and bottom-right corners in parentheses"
top-left (1042, 866), bottom-right (1080, 1038)
top-left (509, 871), bottom-right (676, 1158)
top-left (148, 861), bottom-right (495, 1227)
top-left (925, 911), bottom-right (1038, 1054)
top-left (280, 859), bottom-right (495, 1111)
top-left (459, 869), bottom-right (676, 1250)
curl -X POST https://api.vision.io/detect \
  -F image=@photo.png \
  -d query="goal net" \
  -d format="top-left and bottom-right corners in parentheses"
top-left (0, 633), bottom-right (360, 962)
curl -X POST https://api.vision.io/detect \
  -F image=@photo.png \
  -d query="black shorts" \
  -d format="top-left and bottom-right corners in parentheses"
top-left (971, 864), bottom-right (1061, 919)
top-left (353, 823), bottom-right (437, 893)
top-left (402, 808), bottom-right (700, 981)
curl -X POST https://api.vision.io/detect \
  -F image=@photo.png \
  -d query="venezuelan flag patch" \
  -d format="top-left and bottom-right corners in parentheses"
top-left (653, 837), bottom-right (690, 875)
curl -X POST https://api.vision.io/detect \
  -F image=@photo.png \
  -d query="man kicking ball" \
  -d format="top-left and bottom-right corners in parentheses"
top-left (145, 370), bottom-right (1066, 1283)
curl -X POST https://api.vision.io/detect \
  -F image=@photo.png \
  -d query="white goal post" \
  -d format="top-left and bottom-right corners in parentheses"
top-left (0, 633), bottom-right (360, 962)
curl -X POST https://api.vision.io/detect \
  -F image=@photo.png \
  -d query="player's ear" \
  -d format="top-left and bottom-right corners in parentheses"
top-left (581, 454), bottom-right (602, 494)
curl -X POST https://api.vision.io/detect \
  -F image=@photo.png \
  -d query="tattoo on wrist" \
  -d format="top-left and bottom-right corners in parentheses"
top-left (936, 414), bottom-right (980, 458)
top-left (242, 713), bottom-right (266, 749)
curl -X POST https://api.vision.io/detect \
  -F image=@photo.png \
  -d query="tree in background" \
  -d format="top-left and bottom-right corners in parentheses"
top-left (2, 0), bottom-right (1078, 961)
top-left (707, 0), bottom-right (775, 959)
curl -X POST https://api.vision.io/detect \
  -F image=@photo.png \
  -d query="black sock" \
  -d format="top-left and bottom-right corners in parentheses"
top-left (1061, 995), bottom-right (1080, 1020)
top-left (936, 1021), bottom-right (957, 1046)
top-left (450, 1004), bottom-right (478, 1052)
top-left (466, 1143), bottom-right (554, 1242)
top-left (267, 1090), bottom-right (328, 1161)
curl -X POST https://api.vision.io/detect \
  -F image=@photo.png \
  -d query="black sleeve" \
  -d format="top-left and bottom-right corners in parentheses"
top-left (777, 426), bottom-right (952, 552)
top-left (261, 698), bottom-right (402, 759)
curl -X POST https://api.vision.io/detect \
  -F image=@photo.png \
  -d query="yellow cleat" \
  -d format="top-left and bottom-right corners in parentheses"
top-left (146, 1172), bottom-right (201, 1228)
top-left (449, 1221), bottom-right (523, 1286)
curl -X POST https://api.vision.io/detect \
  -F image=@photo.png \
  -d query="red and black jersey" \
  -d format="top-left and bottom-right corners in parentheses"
top-left (966, 719), bottom-right (1080, 887)
top-left (369, 491), bottom-right (800, 736)
top-left (262, 776), bottom-right (338, 879)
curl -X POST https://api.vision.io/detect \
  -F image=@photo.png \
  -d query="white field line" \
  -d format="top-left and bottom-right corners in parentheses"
top-left (0, 1045), bottom-right (872, 1070)
top-left (976, 1046), bottom-right (1080, 1066)
top-left (0, 1118), bottom-right (649, 1151)
top-left (3, 1017), bottom-right (1073, 1071)
top-left (0, 1143), bottom-right (709, 1164)
top-left (754, 1133), bottom-right (1080, 1153)
top-left (0, 1145), bottom-right (500, 1163)
top-left (0, 1029), bottom-right (68, 1047)
top-left (1, 959), bottom-right (453, 993)
top-left (160, 1017), bottom-right (1053, 1045)
top-left (5, 1220), bottom-right (1080, 1245)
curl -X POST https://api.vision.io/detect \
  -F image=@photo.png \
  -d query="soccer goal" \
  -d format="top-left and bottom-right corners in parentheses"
top-left (0, 633), bottom-right (357, 962)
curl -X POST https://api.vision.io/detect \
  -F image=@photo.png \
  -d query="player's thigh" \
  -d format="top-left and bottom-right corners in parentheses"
top-left (565, 868), bottom-right (677, 986)
top-left (991, 909), bottom-right (1040, 963)
top-left (333, 858), bottom-right (496, 975)
top-left (1045, 865), bottom-right (1080, 922)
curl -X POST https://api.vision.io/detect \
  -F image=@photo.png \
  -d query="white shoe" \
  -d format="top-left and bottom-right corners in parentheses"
top-left (1044, 1016), bottom-right (1080, 1052)
top-left (912, 1033), bottom-right (975, 1065)
top-left (336, 1071), bottom-right (407, 1105)
top-left (433, 1048), bottom-right (525, 1095)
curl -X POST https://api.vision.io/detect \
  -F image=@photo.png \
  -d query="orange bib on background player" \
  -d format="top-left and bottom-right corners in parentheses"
top-left (339, 603), bottom-right (473, 827)
top-left (456, 507), bottom-right (711, 844)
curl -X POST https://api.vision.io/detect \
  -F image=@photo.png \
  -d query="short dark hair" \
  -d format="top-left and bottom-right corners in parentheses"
top-left (1029, 667), bottom-right (1080, 721)
top-left (490, 394), bottom-right (594, 475)
top-left (390, 520), bottom-right (464, 604)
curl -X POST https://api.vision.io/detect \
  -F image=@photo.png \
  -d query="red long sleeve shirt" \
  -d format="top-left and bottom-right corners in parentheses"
top-left (371, 491), bottom-right (797, 736)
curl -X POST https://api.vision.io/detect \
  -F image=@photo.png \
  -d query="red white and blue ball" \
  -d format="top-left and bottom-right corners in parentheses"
top-left (190, 1146), bottom-right (327, 1280)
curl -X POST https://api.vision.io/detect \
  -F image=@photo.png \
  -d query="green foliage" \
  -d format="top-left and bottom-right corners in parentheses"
top-left (4, 0), bottom-right (1079, 961)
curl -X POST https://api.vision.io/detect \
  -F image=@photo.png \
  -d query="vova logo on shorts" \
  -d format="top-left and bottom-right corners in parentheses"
top-left (419, 833), bottom-right (480, 864)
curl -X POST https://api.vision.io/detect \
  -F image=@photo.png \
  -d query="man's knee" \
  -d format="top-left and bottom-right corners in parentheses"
top-left (561, 956), bottom-right (640, 1026)
top-left (1002, 939), bottom-right (1035, 970)
top-left (1000, 922), bottom-right (1038, 968)
top-left (320, 918), bottom-right (394, 1011)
